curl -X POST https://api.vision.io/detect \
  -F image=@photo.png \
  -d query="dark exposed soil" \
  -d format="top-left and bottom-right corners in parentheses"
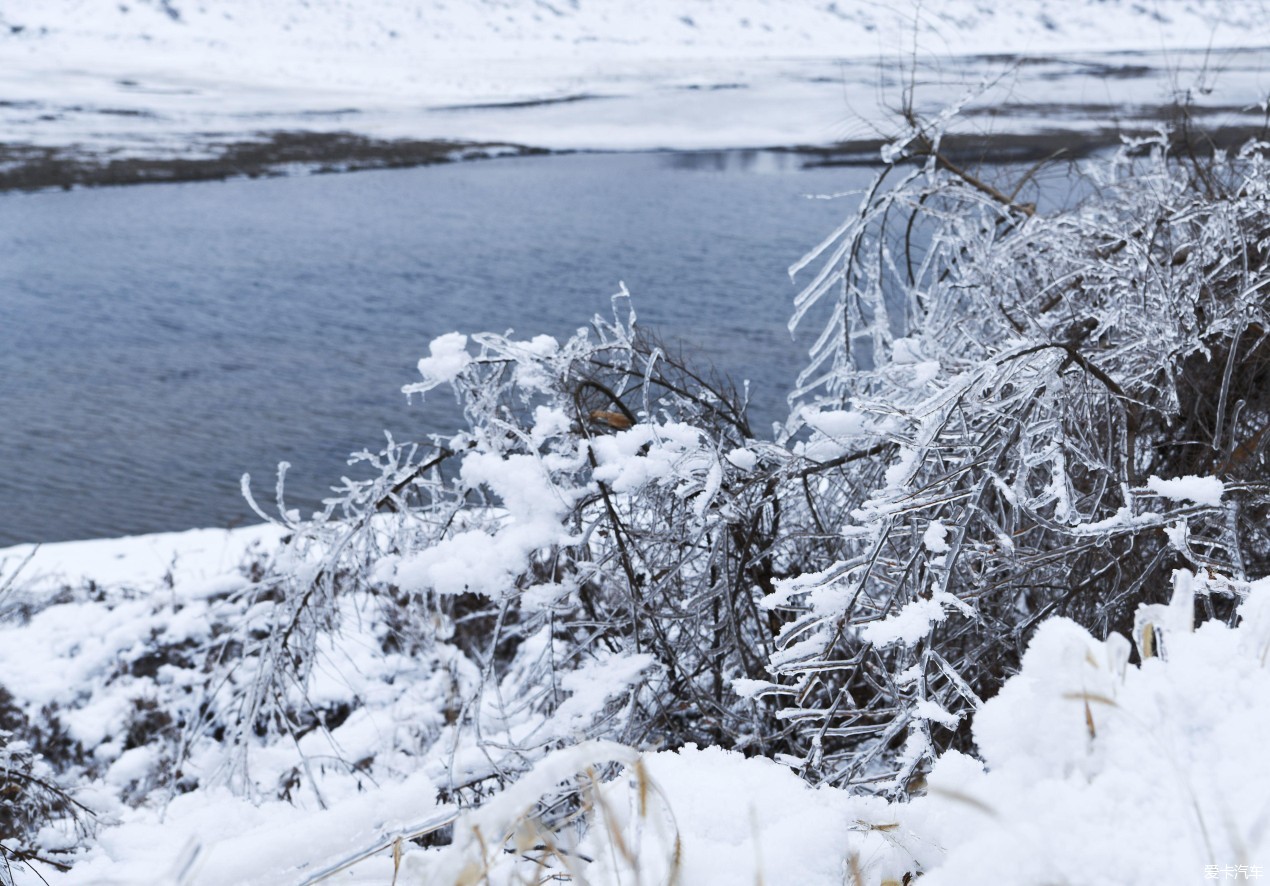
top-left (0, 130), bottom-right (547, 192)
top-left (434, 93), bottom-right (612, 111)
top-left (787, 122), bottom-right (1270, 167)
top-left (4, 111), bottom-right (1268, 192)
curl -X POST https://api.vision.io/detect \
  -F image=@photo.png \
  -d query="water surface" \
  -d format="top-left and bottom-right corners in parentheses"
top-left (2, 152), bottom-right (882, 544)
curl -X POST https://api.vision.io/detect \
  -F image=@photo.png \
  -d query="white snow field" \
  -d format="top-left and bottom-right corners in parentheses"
top-left (2, 0), bottom-right (1270, 158)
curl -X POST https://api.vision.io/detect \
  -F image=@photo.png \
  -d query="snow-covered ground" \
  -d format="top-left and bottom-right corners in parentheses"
top-left (3, 529), bottom-right (1267, 884)
top-left (3, 0), bottom-right (1269, 166)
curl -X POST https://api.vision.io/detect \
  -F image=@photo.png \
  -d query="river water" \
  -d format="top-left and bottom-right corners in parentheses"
top-left (1, 151), bottom-right (889, 544)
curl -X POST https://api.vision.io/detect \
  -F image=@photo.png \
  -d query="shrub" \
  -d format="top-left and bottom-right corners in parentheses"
top-left (763, 118), bottom-right (1270, 789)
top-left (226, 295), bottom-right (787, 793)
top-left (205, 119), bottom-right (1270, 817)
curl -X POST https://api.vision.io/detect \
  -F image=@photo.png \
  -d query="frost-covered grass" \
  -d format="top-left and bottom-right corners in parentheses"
top-left (5, 94), bottom-right (1270, 883)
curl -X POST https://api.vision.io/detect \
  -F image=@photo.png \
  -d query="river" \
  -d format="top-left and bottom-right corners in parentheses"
top-left (1, 151), bottom-right (889, 544)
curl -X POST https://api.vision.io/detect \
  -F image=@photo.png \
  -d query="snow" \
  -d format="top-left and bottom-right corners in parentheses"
top-left (912, 698), bottom-right (962, 729)
top-left (730, 677), bottom-right (785, 699)
top-left (923, 519), bottom-right (951, 554)
top-left (3, 2), bottom-right (1269, 161)
top-left (0, 0), bottom-right (1249, 65)
top-left (0, 526), bottom-right (463, 884)
top-left (404, 741), bottom-right (906, 885)
top-left (590, 421), bottom-right (711, 493)
top-left (380, 438), bottom-right (584, 597)
top-left (0, 519), bottom-right (666, 884)
top-left (907, 572), bottom-right (1270, 885)
top-left (403, 740), bottom-right (643, 884)
top-left (891, 336), bottom-right (927, 364)
top-left (0, 523), bottom-right (285, 595)
top-left (1147, 474), bottom-right (1226, 507)
top-left (725, 447), bottom-right (758, 471)
top-left (804, 408), bottom-right (869, 439)
top-left (858, 591), bottom-right (969, 646)
top-left (404, 332), bottom-right (472, 395)
top-left (66, 772), bottom-right (450, 886)
top-left (580, 744), bottom-right (905, 886)
top-left (551, 654), bottom-right (658, 737)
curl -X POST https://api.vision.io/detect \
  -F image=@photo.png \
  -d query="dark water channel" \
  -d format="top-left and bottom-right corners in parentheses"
top-left (1, 150), bottom-right (1082, 545)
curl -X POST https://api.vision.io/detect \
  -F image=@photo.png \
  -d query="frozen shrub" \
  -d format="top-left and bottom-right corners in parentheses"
top-left (0, 728), bottom-right (91, 880)
top-left (212, 110), bottom-right (1270, 821)
top-left (223, 295), bottom-right (786, 800)
top-left (764, 118), bottom-right (1270, 788)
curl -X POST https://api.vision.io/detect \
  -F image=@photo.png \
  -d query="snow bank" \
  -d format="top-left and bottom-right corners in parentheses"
top-left (578, 744), bottom-right (905, 886)
top-left (906, 570), bottom-right (1270, 884)
top-left (1, 519), bottom-right (661, 885)
top-left (63, 772), bottom-right (448, 886)
top-left (5, 518), bottom-right (1268, 882)
top-left (6, 0), bottom-right (1264, 72)
top-left (396, 567), bottom-right (1270, 885)
top-left (3, 1), bottom-right (1267, 158)
top-left (0, 523), bottom-right (285, 596)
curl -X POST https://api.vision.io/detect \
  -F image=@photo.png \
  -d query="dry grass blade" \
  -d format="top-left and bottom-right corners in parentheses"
top-left (926, 785), bottom-right (999, 819)
top-left (1061, 691), bottom-right (1119, 708)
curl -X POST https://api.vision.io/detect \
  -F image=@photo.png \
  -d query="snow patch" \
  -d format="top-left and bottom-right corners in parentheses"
top-left (859, 592), bottom-right (968, 647)
top-left (922, 519), bottom-right (950, 554)
top-left (1147, 473), bottom-right (1225, 507)
top-left (405, 332), bottom-right (472, 395)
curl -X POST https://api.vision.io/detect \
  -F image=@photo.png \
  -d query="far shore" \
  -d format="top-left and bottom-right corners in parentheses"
top-left (4, 114), bottom-right (1268, 193)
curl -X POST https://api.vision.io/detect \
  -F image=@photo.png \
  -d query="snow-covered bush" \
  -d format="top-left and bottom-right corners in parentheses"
top-left (441, 567), bottom-right (1270, 886)
top-left (0, 733), bottom-right (91, 884)
top-left (0, 551), bottom-right (94, 881)
top-left (220, 294), bottom-right (788, 796)
top-left (757, 119), bottom-right (1270, 790)
top-left (193, 114), bottom-right (1270, 821)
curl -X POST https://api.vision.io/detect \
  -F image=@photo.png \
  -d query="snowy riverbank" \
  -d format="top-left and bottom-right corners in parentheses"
top-left (3, 1), bottom-right (1269, 188)
top-left (3, 527), bottom-right (1267, 883)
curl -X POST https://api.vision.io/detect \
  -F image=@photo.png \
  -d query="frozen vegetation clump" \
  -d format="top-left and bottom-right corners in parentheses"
top-left (755, 121), bottom-right (1270, 790)
top-left (3, 107), bottom-right (1270, 882)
